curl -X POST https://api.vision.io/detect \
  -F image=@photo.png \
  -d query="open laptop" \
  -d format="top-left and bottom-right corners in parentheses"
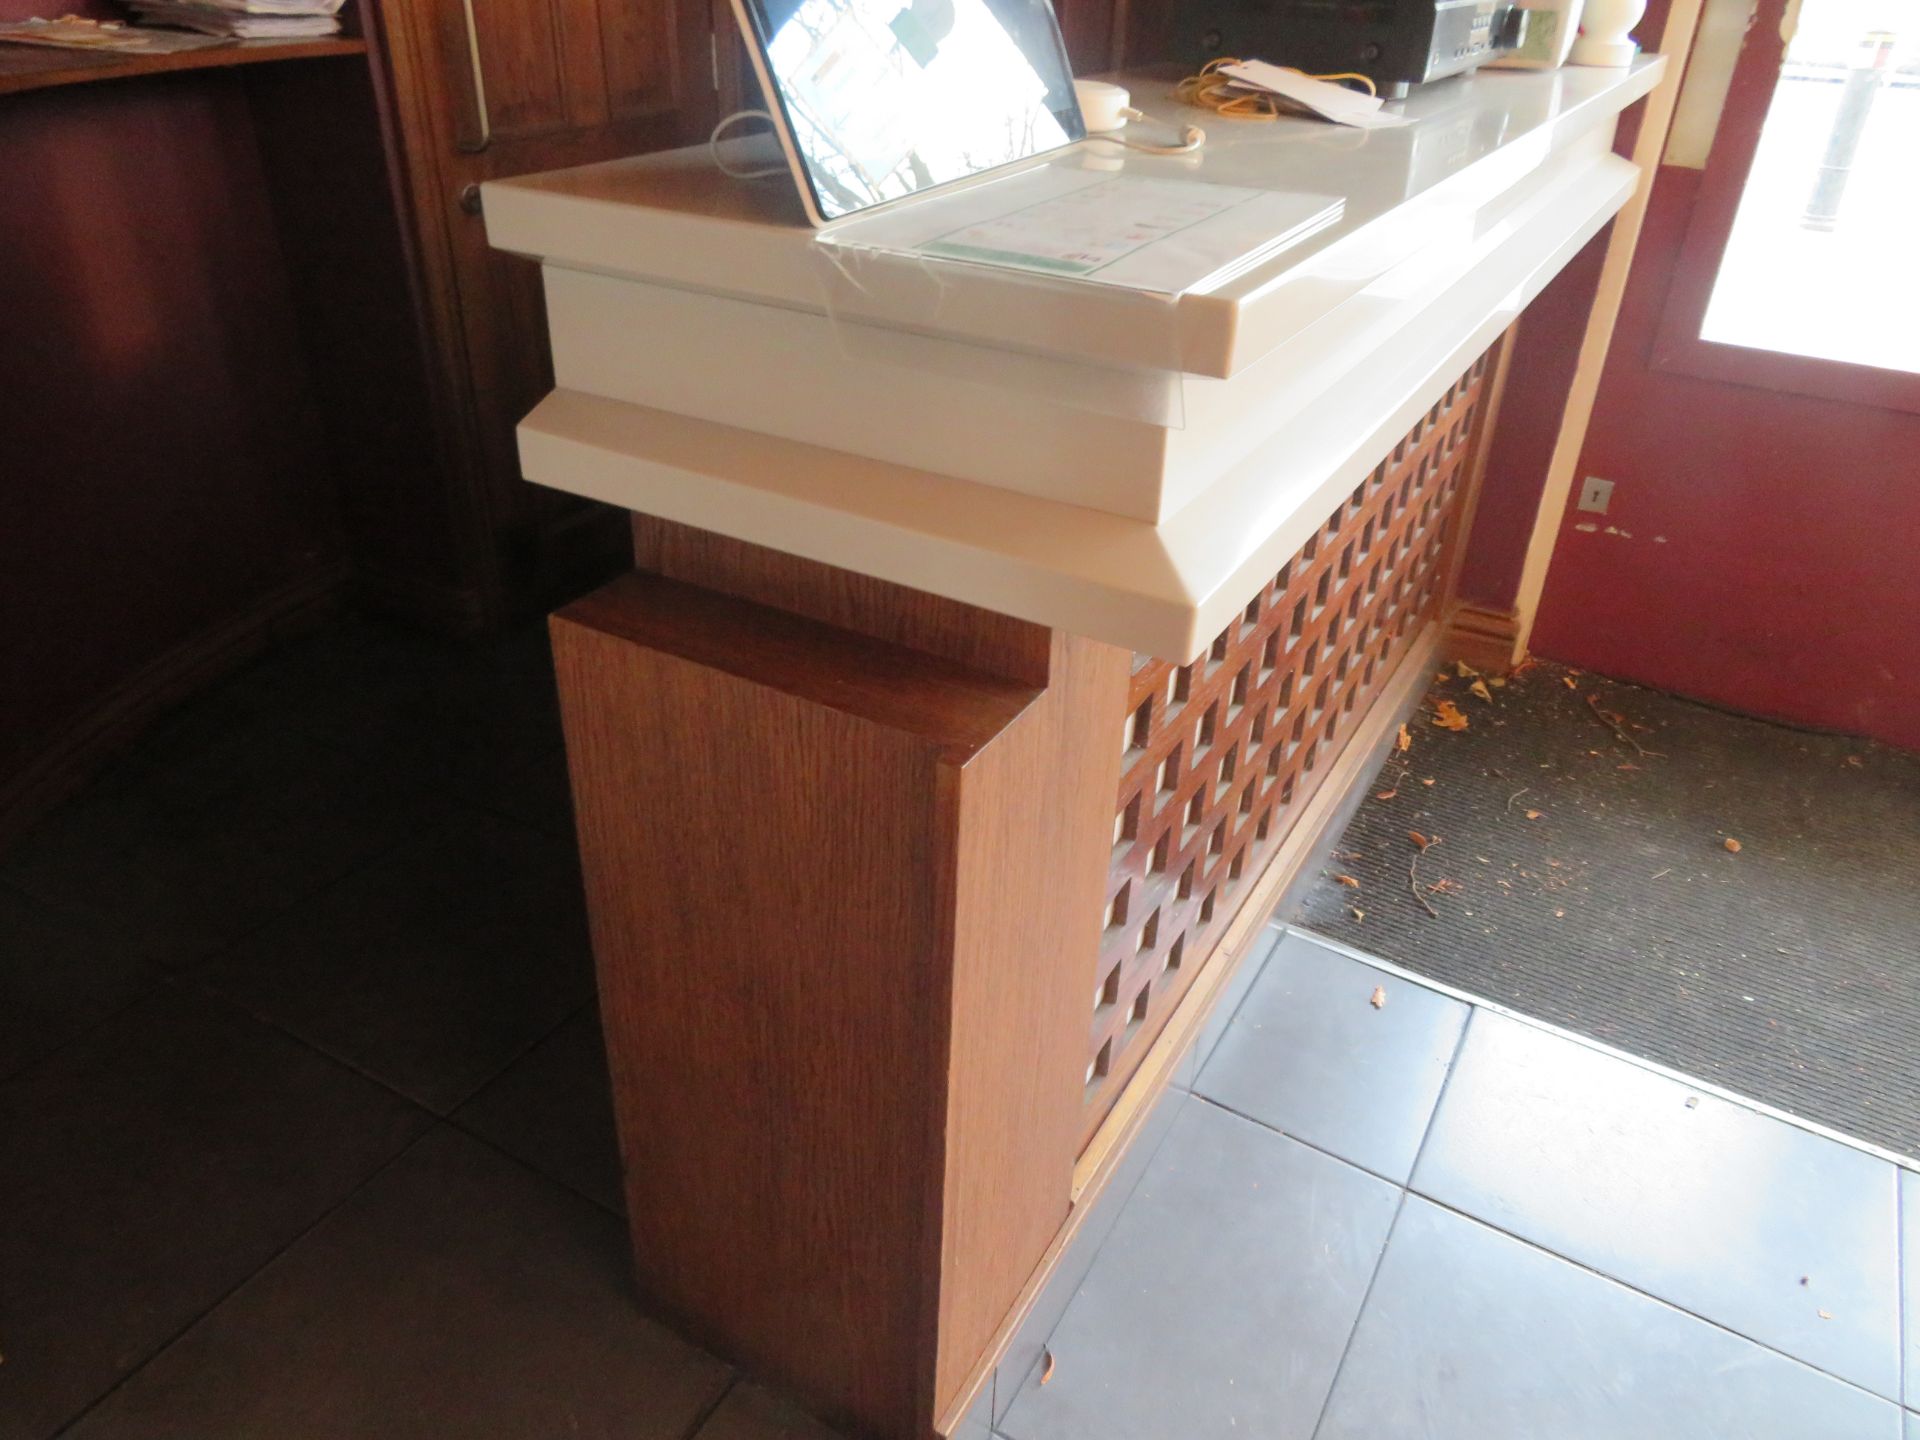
top-left (727, 0), bottom-right (1087, 226)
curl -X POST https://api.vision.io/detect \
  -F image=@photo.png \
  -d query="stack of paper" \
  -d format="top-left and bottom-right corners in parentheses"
top-left (0, 14), bottom-right (232, 52)
top-left (122, 0), bottom-right (345, 39)
top-left (1214, 60), bottom-right (1411, 130)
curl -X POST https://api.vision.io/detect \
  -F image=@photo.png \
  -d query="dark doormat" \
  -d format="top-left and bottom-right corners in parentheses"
top-left (1291, 659), bottom-right (1920, 1160)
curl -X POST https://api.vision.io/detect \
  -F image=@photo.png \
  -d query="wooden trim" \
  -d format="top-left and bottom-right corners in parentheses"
top-left (934, 620), bottom-right (1442, 1437)
top-left (0, 35), bottom-right (367, 99)
top-left (0, 563), bottom-right (345, 851)
top-left (1444, 600), bottom-right (1524, 675)
top-left (1510, 1), bottom-right (1708, 659)
top-left (1437, 328), bottom-right (1515, 620)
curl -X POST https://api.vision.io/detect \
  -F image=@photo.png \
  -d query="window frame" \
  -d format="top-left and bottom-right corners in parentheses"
top-left (1649, 0), bottom-right (1920, 415)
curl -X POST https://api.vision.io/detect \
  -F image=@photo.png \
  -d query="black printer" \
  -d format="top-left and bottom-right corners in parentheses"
top-left (1180, 0), bottom-right (1530, 98)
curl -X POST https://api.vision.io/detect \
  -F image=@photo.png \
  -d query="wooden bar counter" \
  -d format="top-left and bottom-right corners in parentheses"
top-left (484, 59), bottom-right (1664, 1440)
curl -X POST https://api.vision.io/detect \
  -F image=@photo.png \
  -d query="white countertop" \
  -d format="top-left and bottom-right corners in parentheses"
top-left (487, 60), bottom-right (1660, 379)
top-left (491, 59), bottom-right (1664, 658)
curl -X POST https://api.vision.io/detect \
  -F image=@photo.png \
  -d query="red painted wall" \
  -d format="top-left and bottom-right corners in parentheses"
top-left (1527, 165), bottom-right (1920, 751)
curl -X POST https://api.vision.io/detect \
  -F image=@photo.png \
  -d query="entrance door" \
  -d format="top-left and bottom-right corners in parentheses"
top-left (1526, 0), bottom-right (1920, 748)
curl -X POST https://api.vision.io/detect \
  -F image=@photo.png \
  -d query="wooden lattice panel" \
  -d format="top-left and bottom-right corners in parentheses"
top-left (1084, 349), bottom-right (1497, 1138)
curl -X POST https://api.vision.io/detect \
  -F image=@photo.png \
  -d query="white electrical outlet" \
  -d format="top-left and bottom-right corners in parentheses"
top-left (1578, 476), bottom-right (1614, 515)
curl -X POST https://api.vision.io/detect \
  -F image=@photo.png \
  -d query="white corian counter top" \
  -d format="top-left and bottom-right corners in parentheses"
top-left (488, 59), bottom-right (1664, 659)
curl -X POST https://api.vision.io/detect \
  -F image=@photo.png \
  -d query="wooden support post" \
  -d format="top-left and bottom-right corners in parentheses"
top-left (1509, 0), bottom-right (1708, 659)
top-left (550, 565), bottom-right (1127, 1440)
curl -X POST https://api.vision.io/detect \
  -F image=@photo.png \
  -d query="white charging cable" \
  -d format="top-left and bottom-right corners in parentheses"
top-left (709, 109), bottom-right (787, 179)
top-left (1074, 79), bottom-right (1207, 155)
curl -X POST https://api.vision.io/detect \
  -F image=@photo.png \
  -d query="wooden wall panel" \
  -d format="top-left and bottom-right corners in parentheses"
top-left (0, 74), bottom-right (349, 841)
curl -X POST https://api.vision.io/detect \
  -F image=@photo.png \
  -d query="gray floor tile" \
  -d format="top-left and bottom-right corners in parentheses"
top-left (999, 1100), bottom-right (1397, 1440)
top-left (1195, 932), bottom-right (1467, 1180)
top-left (692, 1382), bottom-right (845, 1440)
top-left (1909, 1413), bottom-right (1919, 1440)
top-left (1904, 1170), bottom-right (1918, 1408)
top-left (954, 1378), bottom-right (994, 1440)
top-left (0, 986), bottom-right (428, 1440)
top-left (1188, 924), bottom-right (1280, 1079)
top-left (1318, 1197), bottom-right (1900, 1440)
top-left (455, 1004), bottom-right (624, 1213)
top-left (201, 811), bottom-right (595, 1113)
top-left (0, 883), bottom-right (160, 1081)
top-left (995, 1089), bottom-right (1192, 1422)
top-left (0, 722), bottom-right (453, 971)
top-left (64, 1126), bottom-right (730, 1440)
top-left (1414, 1008), bottom-right (1902, 1399)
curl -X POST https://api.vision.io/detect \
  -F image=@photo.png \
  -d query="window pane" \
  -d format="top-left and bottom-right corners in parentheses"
top-left (1700, 1), bottom-right (1919, 373)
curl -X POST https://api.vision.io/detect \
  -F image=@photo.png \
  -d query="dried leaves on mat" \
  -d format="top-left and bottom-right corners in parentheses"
top-left (1432, 699), bottom-right (1470, 731)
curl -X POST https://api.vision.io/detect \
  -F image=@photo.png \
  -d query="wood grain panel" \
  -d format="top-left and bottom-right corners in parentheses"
top-left (554, 570), bottom-right (1123, 1439)
top-left (598, 0), bottom-right (678, 118)
top-left (632, 516), bottom-right (1055, 686)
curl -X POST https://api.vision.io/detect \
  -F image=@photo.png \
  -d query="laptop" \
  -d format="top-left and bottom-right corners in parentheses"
top-left (728, 0), bottom-right (1087, 226)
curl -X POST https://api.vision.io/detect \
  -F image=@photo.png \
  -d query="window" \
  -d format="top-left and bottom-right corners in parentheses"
top-left (1699, 2), bottom-right (1917, 371)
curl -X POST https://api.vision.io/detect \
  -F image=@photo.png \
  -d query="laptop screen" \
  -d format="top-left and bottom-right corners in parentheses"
top-left (736, 0), bottom-right (1086, 221)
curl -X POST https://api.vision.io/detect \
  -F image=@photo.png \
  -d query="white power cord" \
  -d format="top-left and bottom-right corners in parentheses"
top-left (709, 109), bottom-right (787, 179)
top-left (1083, 108), bottom-right (1207, 154)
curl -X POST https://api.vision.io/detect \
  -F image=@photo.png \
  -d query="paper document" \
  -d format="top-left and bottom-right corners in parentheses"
top-left (1216, 60), bottom-right (1411, 129)
top-left (825, 166), bottom-right (1344, 295)
top-left (0, 15), bottom-right (227, 51)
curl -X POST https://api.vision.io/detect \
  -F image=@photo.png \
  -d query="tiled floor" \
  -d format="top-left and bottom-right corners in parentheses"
top-left (996, 928), bottom-right (1919, 1440)
top-left (0, 616), bottom-right (808, 1440)
top-left (5, 614), bottom-right (1915, 1440)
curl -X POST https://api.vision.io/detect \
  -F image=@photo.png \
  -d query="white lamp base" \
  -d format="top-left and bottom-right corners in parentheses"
top-left (1569, 35), bottom-right (1639, 65)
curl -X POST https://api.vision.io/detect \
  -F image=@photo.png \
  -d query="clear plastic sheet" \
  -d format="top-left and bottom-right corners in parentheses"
top-left (807, 142), bottom-right (1345, 427)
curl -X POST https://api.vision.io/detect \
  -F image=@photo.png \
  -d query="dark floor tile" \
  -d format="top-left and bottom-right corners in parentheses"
top-left (692, 1382), bottom-right (845, 1440)
top-left (1318, 1197), bottom-right (1899, 1440)
top-left (1196, 931), bottom-right (1467, 1180)
top-left (455, 1004), bottom-right (623, 1213)
top-left (471, 749), bottom-right (576, 841)
top-left (0, 986), bottom-right (428, 1440)
top-left (1414, 1009), bottom-right (1903, 1398)
top-left (63, 1127), bottom-right (731, 1440)
top-left (0, 722), bottom-right (453, 971)
top-left (1904, 1170), bottom-right (1918, 1408)
top-left (999, 1100), bottom-right (1397, 1440)
top-left (201, 811), bottom-right (595, 1113)
top-left (251, 615), bottom-right (565, 806)
top-left (0, 884), bottom-right (160, 1081)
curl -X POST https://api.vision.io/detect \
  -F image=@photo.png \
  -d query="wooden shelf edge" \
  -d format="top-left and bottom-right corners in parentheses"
top-left (0, 35), bottom-right (367, 98)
